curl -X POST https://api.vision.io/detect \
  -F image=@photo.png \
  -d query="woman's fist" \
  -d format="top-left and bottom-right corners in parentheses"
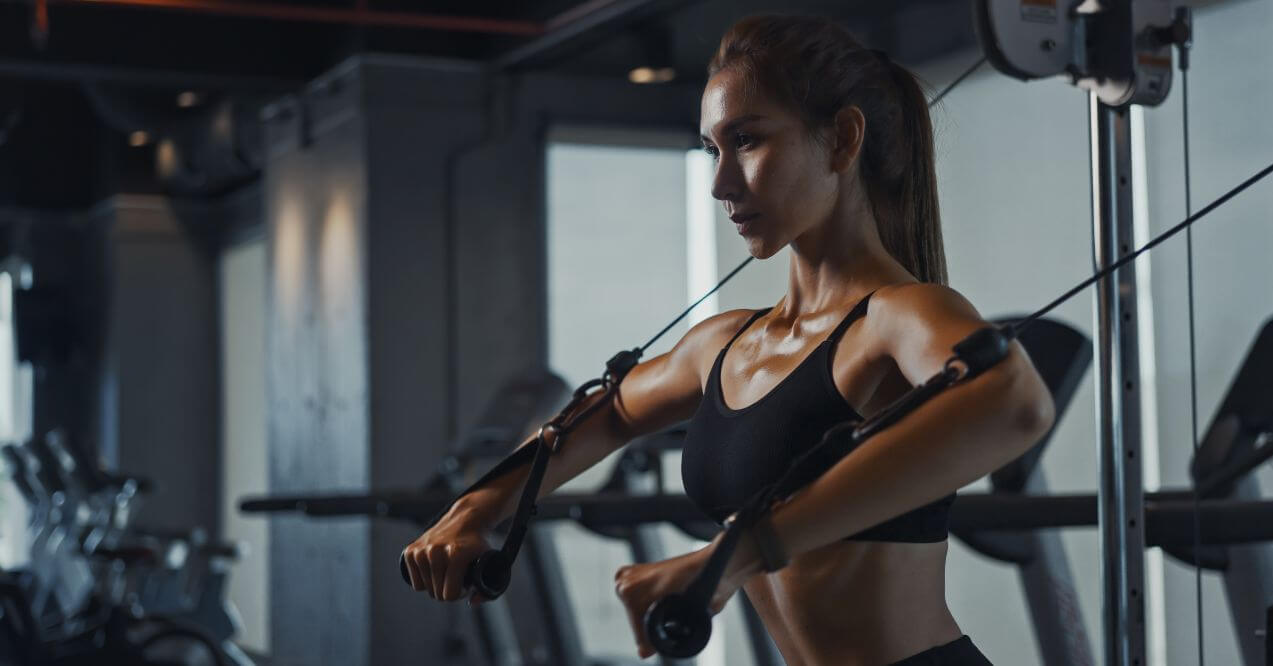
top-left (402, 508), bottom-right (493, 605)
top-left (613, 548), bottom-right (733, 659)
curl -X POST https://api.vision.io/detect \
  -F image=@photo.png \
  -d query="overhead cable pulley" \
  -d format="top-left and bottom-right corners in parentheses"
top-left (974, 0), bottom-right (1189, 106)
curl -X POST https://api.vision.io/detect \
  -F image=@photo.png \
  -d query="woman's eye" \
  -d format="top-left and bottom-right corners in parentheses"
top-left (735, 133), bottom-right (753, 148)
top-left (703, 145), bottom-right (719, 159)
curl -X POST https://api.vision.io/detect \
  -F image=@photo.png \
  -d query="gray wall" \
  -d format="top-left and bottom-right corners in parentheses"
top-left (95, 194), bottom-right (220, 534)
top-left (219, 237), bottom-right (270, 653)
top-left (262, 61), bottom-right (374, 666)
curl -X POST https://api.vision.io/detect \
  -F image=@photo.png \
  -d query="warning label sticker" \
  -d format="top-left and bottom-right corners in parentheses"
top-left (1021, 0), bottom-right (1058, 24)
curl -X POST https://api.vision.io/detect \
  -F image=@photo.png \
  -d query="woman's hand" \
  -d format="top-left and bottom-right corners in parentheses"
top-left (401, 503), bottom-right (495, 607)
top-left (613, 543), bottom-right (746, 659)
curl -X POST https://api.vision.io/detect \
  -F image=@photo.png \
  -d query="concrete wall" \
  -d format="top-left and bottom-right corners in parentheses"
top-left (95, 194), bottom-right (220, 534)
top-left (262, 63), bottom-right (373, 666)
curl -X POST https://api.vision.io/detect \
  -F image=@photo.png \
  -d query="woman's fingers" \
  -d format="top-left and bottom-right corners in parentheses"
top-left (621, 599), bottom-right (652, 657)
top-left (403, 511), bottom-right (493, 602)
top-left (427, 544), bottom-right (449, 600)
top-left (405, 547), bottom-right (431, 595)
top-left (614, 572), bottom-right (655, 658)
top-left (441, 551), bottom-right (470, 601)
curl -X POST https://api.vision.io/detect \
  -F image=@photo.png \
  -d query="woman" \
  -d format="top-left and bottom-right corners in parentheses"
top-left (403, 14), bottom-right (1054, 666)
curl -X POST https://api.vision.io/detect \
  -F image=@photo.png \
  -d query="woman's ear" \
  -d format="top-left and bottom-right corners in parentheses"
top-left (829, 106), bottom-right (866, 174)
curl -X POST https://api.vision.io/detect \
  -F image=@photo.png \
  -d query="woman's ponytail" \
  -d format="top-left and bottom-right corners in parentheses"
top-left (878, 59), bottom-right (947, 285)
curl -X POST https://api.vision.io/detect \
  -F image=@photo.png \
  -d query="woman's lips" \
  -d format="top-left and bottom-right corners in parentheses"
top-left (732, 213), bottom-right (759, 234)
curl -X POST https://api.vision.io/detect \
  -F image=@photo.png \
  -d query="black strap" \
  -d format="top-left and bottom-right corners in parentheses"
top-left (722, 308), bottom-right (770, 350)
top-left (827, 289), bottom-right (878, 343)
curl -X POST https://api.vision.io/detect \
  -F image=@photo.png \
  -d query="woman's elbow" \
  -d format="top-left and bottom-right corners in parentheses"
top-left (1007, 365), bottom-right (1055, 446)
top-left (1019, 389), bottom-right (1055, 441)
top-left (982, 350), bottom-right (1054, 451)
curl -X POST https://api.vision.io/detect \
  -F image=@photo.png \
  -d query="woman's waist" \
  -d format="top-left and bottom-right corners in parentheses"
top-left (753, 539), bottom-right (952, 632)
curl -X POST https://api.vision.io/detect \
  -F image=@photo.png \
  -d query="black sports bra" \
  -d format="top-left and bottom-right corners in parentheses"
top-left (680, 291), bottom-right (954, 542)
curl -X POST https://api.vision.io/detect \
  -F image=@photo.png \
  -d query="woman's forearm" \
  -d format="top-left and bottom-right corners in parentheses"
top-left (452, 392), bottom-right (631, 528)
top-left (725, 351), bottom-right (1054, 580)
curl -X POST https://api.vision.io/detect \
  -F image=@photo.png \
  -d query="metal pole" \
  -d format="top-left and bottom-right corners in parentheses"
top-left (1089, 93), bottom-right (1147, 666)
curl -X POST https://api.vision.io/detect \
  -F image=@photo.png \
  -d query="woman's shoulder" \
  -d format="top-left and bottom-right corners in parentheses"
top-left (656, 308), bottom-right (766, 376)
top-left (680, 308), bottom-right (768, 355)
top-left (866, 282), bottom-right (994, 382)
top-left (869, 282), bottom-right (981, 327)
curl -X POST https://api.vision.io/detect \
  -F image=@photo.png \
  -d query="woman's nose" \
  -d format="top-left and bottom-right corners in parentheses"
top-left (710, 154), bottom-right (742, 202)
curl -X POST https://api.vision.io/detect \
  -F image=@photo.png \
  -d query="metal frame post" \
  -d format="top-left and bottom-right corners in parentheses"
top-left (1089, 93), bottom-right (1147, 666)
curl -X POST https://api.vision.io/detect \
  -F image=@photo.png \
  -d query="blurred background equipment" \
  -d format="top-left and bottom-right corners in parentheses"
top-left (1, 429), bottom-right (251, 665)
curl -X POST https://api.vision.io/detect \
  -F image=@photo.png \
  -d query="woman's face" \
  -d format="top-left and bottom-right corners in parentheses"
top-left (699, 67), bottom-right (844, 259)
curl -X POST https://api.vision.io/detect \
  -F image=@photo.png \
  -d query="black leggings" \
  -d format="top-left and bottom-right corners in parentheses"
top-left (889, 635), bottom-right (992, 665)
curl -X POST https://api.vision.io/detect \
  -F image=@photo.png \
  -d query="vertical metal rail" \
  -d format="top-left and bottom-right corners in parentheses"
top-left (1089, 94), bottom-right (1147, 666)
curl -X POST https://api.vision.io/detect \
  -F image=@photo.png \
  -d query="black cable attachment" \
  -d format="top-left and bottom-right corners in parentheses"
top-left (398, 366), bottom-right (624, 597)
top-left (605, 348), bottom-right (643, 384)
top-left (645, 326), bottom-right (1012, 656)
top-left (952, 325), bottom-right (1015, 380)
top-left (1149, 7), bottom-right (1192, 69)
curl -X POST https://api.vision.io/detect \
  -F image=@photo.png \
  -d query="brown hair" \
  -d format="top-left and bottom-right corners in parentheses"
top-left (708, 14), bottom-right (947, 285)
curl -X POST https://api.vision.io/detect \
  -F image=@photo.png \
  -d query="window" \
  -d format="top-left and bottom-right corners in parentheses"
top-left (0, 266), bottom-right (34, 568)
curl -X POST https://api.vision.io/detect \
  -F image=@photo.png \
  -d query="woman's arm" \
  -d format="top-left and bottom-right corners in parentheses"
top-left (722, 283), bottom-right (1056, 580)
top-left (408, 309), bottom-right (757, 599)
top-left (453, 309), bottom-right (757, 528)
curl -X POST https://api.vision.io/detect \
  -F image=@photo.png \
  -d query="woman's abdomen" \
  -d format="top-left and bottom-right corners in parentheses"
top-left (742, 539), bottom-right (960, 665)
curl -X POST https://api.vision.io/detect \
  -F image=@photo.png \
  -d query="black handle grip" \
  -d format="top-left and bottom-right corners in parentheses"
top-left (399, 549), bottom-right (513, 600)
top-left (643, 593), bottom-right (713, 658)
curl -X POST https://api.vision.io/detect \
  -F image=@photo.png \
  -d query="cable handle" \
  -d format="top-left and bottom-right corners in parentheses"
top-left (398, 352), bottom-right (639, 597)
top-left (397, 409), bottom-right (590, 597)
top-left (643, 496), bottom-right (759, 658)
top-left (398, 548), bottom-right (512, 600)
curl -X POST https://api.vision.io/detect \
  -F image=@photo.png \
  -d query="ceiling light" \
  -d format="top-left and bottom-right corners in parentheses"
top-left (629, 67), bottom-right (675, 84)
top-left (177, 91), bottom-right (201, 108)
top-left (129, 131), bottom-right (151, 147)
top-left (156, 138), bottom-right (178, 177)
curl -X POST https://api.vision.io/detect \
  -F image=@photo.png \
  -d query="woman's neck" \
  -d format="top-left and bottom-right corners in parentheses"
top-left (778, 206), bottom-right (908, 321)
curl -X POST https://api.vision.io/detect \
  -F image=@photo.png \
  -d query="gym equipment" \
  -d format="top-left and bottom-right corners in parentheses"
top-left (0, 430), bottom-right (253, 665)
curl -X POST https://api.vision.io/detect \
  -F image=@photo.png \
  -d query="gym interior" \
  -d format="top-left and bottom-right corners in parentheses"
top-left (0, 0), bottom-right (1270, 664)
